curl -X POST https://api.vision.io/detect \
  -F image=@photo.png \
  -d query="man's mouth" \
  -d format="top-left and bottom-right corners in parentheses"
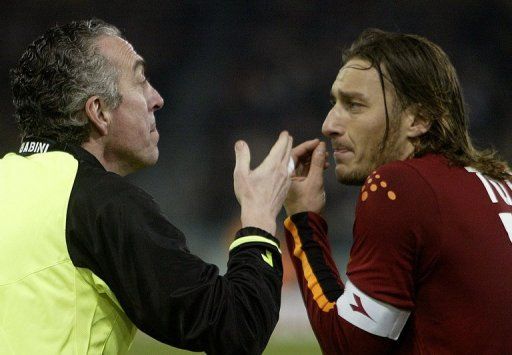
top-left (332, 144), bottom-right (354, 161)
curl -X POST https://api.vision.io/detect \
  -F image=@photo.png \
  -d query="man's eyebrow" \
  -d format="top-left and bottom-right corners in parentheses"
top-left (331, 88), bottom-right (367, 101)
top-left (132, 58), bottom-right (146, 73)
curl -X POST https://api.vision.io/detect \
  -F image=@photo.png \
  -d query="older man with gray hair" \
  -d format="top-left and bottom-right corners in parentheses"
top-left (1, 19), bottom-right (292, 354)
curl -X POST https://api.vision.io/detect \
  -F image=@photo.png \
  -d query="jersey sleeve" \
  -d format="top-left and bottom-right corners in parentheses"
top-left (284, 162), bottom-right (441, 354)
top-left (66, 175), bottom-right (282, 355)
top-left (285, 212), bottom-right (394, 354)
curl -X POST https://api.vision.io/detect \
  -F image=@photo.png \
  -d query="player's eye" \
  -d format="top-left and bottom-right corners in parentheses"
top-left (346, 101), bottom-right (364, 111)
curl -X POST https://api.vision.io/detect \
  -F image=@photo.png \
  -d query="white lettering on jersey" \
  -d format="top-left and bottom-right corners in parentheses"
top-left (465, 167), bottom-right (512, 243)
top-left (465, 167), bottom-right (512, 206)
top-left (337, 280), bottom-right (410, 340)
top-left (499, 213), bottom-right (512, 242)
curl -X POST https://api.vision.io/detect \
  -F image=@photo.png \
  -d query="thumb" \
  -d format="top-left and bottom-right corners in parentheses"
top-left (234, 140), bottom-right (251, 174)
top-left (308, 141), bottom-right (326, 178)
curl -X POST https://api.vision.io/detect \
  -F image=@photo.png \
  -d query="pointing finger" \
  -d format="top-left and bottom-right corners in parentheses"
top-left (308, 141), bottom-right (327, 178)
top-left (284, 136), bottom-right (294, 175)
top-left (291, 139), bottom-right (320, 165)
top-left (234, 140), bottom-right (251, 174)
top-left (264, 131), bottom-right (290, 165)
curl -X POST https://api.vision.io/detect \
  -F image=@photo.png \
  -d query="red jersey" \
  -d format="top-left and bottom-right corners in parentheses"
top-left (284, 154), bottom-right (512, 354)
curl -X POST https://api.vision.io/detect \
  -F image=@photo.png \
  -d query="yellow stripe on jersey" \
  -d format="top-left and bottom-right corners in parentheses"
top-left (285, 217), bottom-right (335, 312)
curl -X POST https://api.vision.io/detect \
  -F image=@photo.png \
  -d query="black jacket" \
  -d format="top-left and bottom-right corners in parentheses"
top-left (23, 139), bottom-right (283, 354)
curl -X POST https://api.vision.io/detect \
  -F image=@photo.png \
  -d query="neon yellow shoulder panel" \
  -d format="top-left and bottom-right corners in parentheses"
top-left (0, 152), bottom-right (136, 354)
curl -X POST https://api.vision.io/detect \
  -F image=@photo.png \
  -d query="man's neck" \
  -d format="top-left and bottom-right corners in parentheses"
top-left (81, 140), bottom-right (130, 176)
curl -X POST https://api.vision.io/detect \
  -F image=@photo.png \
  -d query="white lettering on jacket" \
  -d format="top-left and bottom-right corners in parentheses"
top-left (19, 142), bottom-right (50, 154)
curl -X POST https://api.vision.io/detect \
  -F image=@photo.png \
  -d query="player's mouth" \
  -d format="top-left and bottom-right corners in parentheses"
top-left (332, 144), bottom-right (354, 162)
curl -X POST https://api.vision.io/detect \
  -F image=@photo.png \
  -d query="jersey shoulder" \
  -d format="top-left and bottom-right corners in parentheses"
top-left (355, 155), bottom-right (444, 238)
top-left (358, 155), bottom-right (444, 206)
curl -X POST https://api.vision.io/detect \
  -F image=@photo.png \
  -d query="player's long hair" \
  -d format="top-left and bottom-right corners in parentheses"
top-left (343, 29), bottom-right (510, 180)
top-left (10, 19), bottom-right (122, 145)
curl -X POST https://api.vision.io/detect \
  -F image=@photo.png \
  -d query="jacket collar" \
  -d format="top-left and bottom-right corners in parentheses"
top-left (19, 137), bottom-right (106, 171)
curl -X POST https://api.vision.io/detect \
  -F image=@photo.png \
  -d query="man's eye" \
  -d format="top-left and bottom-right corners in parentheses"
top-left (347, 101), bottom-right (363, 110)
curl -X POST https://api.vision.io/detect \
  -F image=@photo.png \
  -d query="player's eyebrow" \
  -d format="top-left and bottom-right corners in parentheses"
top-left (331, 88), bottom-right (368, 102)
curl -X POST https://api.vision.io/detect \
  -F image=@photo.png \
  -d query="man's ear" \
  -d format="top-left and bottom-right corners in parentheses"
top-left (85, 96), bottom-right (111, 137)
top-left (404, 106), bottom-right (431, 138)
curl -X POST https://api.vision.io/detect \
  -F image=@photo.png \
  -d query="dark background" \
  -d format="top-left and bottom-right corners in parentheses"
top-left (1, 0), bottom-right (511, 265)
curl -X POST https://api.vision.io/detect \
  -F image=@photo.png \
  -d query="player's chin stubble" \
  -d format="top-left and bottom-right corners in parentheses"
top-left (336, 137), bottom-right (404, 186)
top-left (336, 163), bottom-right (371, 186)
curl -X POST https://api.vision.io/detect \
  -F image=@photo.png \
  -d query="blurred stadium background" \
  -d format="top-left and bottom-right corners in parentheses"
top-left (1, 1), bottom-right (510, 354)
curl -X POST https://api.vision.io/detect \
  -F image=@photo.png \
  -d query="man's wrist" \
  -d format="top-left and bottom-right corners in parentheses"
top-left (241, 210), bottom-right (276, 235)
top-left (241, 220), bottom-right (276, 236)
top-left (285, 205), bottom-right (306, 216)
top-left (285, 203), bottom-right (324, 217)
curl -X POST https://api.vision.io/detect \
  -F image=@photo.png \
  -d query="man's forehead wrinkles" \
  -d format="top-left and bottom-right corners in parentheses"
top-left (96, 36), bottom-right (139, 71)
top-left (339, 61), bottom-right (393, 87)
top-left (334, 65), bottom-right (388, 91)
top-left (337, 67), bottom-right (374, 81)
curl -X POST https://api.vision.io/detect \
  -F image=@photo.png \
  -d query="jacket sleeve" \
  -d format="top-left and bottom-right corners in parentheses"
top-left (66, 177), bottom-right (282, 355)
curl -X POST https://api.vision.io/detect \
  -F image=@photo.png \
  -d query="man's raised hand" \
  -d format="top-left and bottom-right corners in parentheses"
top-left (234, 131), bottom-right (293, 235)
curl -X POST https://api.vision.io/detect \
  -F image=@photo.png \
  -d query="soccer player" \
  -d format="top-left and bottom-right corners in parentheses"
top-left (284, 29), bottom-right (512, 353)
top-left (1, 19), bottom-right (292, 354)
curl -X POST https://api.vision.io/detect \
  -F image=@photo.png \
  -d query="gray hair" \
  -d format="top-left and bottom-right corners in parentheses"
top-left (10, 19), bottom-right (123, 144)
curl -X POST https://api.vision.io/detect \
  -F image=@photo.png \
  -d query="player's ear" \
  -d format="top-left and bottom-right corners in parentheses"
top-left (84, 96), bottom-right (111, 137)
top-left (404, 105), bottom-right (431, 138)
